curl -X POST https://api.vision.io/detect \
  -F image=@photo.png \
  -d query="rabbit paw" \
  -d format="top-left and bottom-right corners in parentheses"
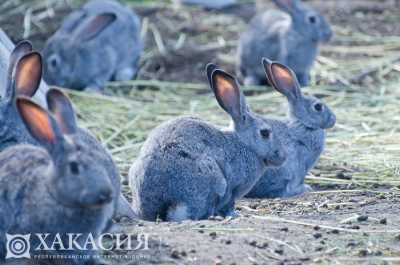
top-left (225, 209), bottom-right (240, 219)
top-left (283, 184), bottom-right (313, 198)
top-left (114, 67), bottom-right (136, 81)
top-left (303, 184), bottom-right (313, 193)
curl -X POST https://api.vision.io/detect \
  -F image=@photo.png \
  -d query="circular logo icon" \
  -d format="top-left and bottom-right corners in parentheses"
top-left (6, 234), bottom-right (31, 259)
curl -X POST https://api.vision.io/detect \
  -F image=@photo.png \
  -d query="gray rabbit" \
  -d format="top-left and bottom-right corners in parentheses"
top-left (0, 29), bottom-right (49, 105)
top-left (46, 88), bottom-right (136, 221)
top-left (1, 45), bottom-right (134, 221)
top-left (246, 59), bottom-right (336, 198)
top-left (237, 0), bottom-right (332, 87)
top-left (129, 64), bottom-right (286, 221)
top-left (43, 0), bottom-right (142, 92)
top-left (0, 97), bottom-right (115, 264)
top-left (0, 43), bottom-right (43, 152)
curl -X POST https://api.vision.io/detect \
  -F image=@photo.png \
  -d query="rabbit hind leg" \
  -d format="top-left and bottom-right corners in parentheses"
top-left (166, 203), bottom-right (190, 222)
top-left (113, 67), bottom-right (136, 82)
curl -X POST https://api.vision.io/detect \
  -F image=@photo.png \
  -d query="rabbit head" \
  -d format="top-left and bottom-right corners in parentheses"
top-left (43, 13), bottom-right (116, 88)
top-left (206, 64), bottom-right (286, 167)
top-left (272, 0), bottom-right (332, 43)
top-left (16, 90), bottom-right (115, 208)
top-left (0, 43), bottom-right (42, 150)
top-left (263, 58), bottom-right (336, 129)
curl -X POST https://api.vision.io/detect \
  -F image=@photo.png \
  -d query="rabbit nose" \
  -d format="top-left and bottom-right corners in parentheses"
top-left (96, 187), bottom-right (113, 205)
top-left (273, 149), bottom-right (286, 164)
top-left (323, 28), bottom-right (333, 42)
top-left (328, 114), bottom-right (337, 128)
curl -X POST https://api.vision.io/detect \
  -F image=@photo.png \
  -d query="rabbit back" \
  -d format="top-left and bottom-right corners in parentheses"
top-left (43, 0), bottom-right (142, 90)
top-left (238, 11), bottom-right (292, 85)
top-left (130, 117), bottom-right (229, 221)
top-left (238, 0), bottom-right (332, 86)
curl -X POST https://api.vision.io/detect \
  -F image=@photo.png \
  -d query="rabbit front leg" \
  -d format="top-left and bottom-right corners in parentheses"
top-left (84, 73), bottom-right (113, 93)
top-left (217, 199), bottom-right (239, 218)
top-left (114, 193), bottom-right (137, 221)
top-left (283, 183), bottom-right (313, 198)
top-left (113, 67), bottom-right (136, 82)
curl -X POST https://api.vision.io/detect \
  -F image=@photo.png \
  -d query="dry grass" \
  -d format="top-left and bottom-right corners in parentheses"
top-left (3, 0), bottom-right (400, 190)
top-left (64, 1), bottom-right (400, 192)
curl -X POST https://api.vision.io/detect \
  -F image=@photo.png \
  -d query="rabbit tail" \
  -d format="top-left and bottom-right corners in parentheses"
top-left (166, 203), bottom-right (189, 222)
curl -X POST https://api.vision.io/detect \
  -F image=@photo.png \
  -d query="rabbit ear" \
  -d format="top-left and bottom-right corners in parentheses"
top-left (263, 60), bottom-right (301, 101)
top-left (46, 88), bottom-right (78, 135)
top-left (262, 58), bottom-right (274, 86)
top-left (206, 63), bottom-right (218, 88)
top-left (16, 97), bottom-right (60, 152)
top-left (4, 41), bottom-right (33, 99)
top-left (211, 69), bottom-right (247, 125)
top-left (272, 0), bottom-right (301, 14)
top-left (14, 52), bottom-right (42, 98)
top-left (75, 13), bottom-right (116, 42)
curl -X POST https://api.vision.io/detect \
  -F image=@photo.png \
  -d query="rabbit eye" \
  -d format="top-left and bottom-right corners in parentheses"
top-left (260, 129), bottom-right (271, 139)
top-left (69, 162), bottom-right (80, 175)
top-left (48, 55), bottom-right (59, 70)
top-left (314, 103), bottom-right (323, 112)
top-left (308, 16), bottom-right (317, 24)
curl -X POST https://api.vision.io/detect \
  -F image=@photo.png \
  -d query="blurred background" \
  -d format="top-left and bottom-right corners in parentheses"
top-left (1, 3), bottom-right (400, 262)
top-left (1, 0), bottom-right (399, 189)
top-left (1, 0), bottom-right (399, 87)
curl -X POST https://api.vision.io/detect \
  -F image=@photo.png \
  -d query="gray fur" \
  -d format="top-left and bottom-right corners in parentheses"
top-left (0, 29), bottom-right (49, 106)
top-left (43, 0), bottom-right (142, 91)
top-left (0, 99), bottom-right (115, 264)
top-left (246, 59), bottom-right (336, 198)
top-left (173, 0), bottom-right (237, 9)
top-left (46, 88), bottom-right (136, 221)
top-left (0, 48), bottom-right (42, 152)
top-left (237, 0), bottom-right (332, 87)
top-left (129, 65), bottom-right (286, 221)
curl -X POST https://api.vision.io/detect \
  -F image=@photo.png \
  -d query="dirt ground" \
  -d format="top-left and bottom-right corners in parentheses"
top-left (108, 190), bottom-right (400, 265)
top-left (2, 0), bottom-right (400, 264)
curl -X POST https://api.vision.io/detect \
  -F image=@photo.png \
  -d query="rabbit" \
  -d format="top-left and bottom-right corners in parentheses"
top-left (237, 0), bottom-right (333, 87)
top-left (45, 88), bottom-right (136, 222)
top-left (0, 97), bottom-right (115, 264)
top-left (0, 30), bottom-right (49, 106)
top-left (42, 0), bottom-right (143, 92)
top-left (129, 64), bottom-right (287, 222)
top-left (173, 0), bottom-right (237, 9)
top-left (0, 43), bottom-right (43, 152)
top-left (246, 58), bottom-right (336, 198)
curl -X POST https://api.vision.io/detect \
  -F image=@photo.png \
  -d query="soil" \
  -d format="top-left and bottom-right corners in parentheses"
top-left (110, 191), bottom-right (400, 265)
top-left (2, 0), bottom-right (400, 264)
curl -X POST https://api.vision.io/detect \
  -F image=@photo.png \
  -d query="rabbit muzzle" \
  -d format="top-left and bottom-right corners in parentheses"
top-left (264, 148), bottom-right (286, 167)
top-left (323, 112), bottom-right (336, 129)
top-left (79, 186), bottom-right (114, 208)
top-left (320, 27), bottom-right (333, 43)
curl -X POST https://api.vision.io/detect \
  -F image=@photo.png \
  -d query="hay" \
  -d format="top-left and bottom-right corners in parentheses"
top-left (4, 0), bottom-right (400, 190)
top-left (63, 2), bottom-right (400, 192)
